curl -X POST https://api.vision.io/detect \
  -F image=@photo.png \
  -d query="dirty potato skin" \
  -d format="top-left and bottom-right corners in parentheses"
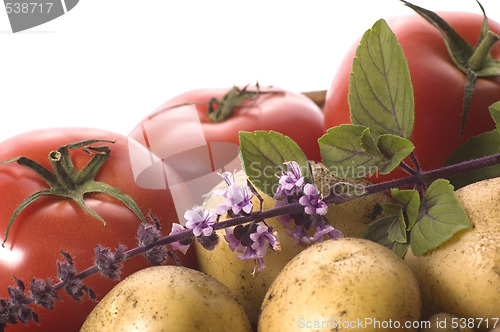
top-left (258, 238), bottom-right (421, 332)
top-left (196, 163), bottom-right (394, 324)
top-left (79, 266), bottom-right (252, 332)
top-left (404, 177), bottom-right (500, 330)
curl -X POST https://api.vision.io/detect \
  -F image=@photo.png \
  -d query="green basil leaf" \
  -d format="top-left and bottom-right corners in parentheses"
top-left (446, 102), bottom-right (500, 189)
top-left (410, 179), bottom-right (472, 256)
top-left (387, 207), bottom-right (407, 244)
top-left (319, 125), bottom-right (414, 179)
top-left (364, 216), bottom-right (409, 258)
top-left (238, 130), bottom-right (311, 196)
top-left (349, 19), bottom-right (414, 139)
top-left (446, 130), bottom-right (500, 189)
top-left (377, 134), bottom-right (414, 174)
top-left (489, 101), bottom-right (500, 128)
top-left (380, 203), bottom-right (407, 244)
top-left (365, 215), bottom-right (396, 246)
top-left (390, 188), bottom-right (420, 229)
top-left (319, 124), bottom-right (379, 179)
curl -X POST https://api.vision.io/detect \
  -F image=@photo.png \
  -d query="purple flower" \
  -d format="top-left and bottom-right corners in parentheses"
top-left (310, 225), bottom-right (344, 243)
top-left (184, 206), bottom-right (216, 237)
top-left (299, 183), bottom-right (328, 215)
top-left (239, 247), bottom-right (267, 274)
top-left (214, 172), bottom-right (253, 216)
top-left (274, 161), bottom-right (305, 199)
top-left (168, 223), bottom-right (191, 255)
top-left (249, 224), bottom-right (280, 256)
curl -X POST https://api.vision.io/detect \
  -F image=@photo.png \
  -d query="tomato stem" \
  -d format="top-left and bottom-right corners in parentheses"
top-left (468, 30), bottom-right (499, 72)
top-left (208, 84), bottom-right (284, 123)
top-left (49, 150), bottom-right (77, 191)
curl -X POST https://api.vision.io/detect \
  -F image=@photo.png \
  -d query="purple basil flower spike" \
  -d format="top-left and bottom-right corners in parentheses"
top-left (214, 171), bottom-right (253, 216)
top-left (299, 183), bottom-right (328, 215)
top-left (184, 206), bottom-right (216, 237)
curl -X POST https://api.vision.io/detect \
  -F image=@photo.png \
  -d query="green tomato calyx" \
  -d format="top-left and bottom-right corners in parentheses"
top-left (401, 0), bottom-right (500, 136)
top-left (0, 139), bottom-right (147, 247)
top-left (208, 84), bottom-right (284, 123)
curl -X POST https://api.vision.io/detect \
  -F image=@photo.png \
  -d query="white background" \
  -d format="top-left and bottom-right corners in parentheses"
top-left (0, 0), bottom-right (500, 142)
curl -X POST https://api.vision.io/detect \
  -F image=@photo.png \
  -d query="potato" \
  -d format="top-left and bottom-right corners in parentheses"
top-left (420, 313), bottom-right (475, 332)
top-left (258, 238), bottom-right (421, 332)
top-left (79, 266), bottom-right (252, 332)
top-left (404, 177), bottom-right (500, 329)
top-left (195, 163), bottom-right (393, 324)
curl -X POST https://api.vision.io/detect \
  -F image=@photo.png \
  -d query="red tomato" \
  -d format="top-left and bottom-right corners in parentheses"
top-left (128, 85), bottom-right (325, 213)
top-left (0, 128), bottom-right (196, 332)
top-left (324, 12), bottom-right (500, 182)
top-left (131, 85), bottom-right (325, 161)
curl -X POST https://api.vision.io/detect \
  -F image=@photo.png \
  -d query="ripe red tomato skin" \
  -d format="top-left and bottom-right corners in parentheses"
top-left (132, 85), bottom-right (325, 162)
top-left (0, 128), bottom-right (196, 332)
top-left (324, 12), bottom-right (500, 182)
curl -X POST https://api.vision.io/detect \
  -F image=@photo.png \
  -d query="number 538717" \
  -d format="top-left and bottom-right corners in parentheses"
top-left (5, 2), bottom-right (53, 14)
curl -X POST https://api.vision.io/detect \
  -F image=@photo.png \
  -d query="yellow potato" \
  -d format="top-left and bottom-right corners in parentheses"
top-left (259, 238), bottom-right (421, 332)
top-left (195, 163), bottom-right (393, 324)
top-left (404, 177), bottom-right (500, 330)
top-left (79, 266), bottom-right (252, 332)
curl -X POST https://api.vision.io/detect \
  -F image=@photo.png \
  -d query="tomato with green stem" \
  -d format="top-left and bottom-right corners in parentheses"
top-left (324, 5), bottom-right (500, 182)
top-left (130, 84), bottom-right (325, 162)
top-left (0, 128), bottom-right (196, 332)
top-left (128, 84), bottom-right (325, 215)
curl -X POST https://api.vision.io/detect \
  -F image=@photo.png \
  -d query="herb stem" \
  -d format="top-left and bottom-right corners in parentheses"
top-left (398, 160), bottom-right (417, 175)
top-left (361, 152), bottom-right (500, 196)
top-left (409, 152), bottom-right (420, 171)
